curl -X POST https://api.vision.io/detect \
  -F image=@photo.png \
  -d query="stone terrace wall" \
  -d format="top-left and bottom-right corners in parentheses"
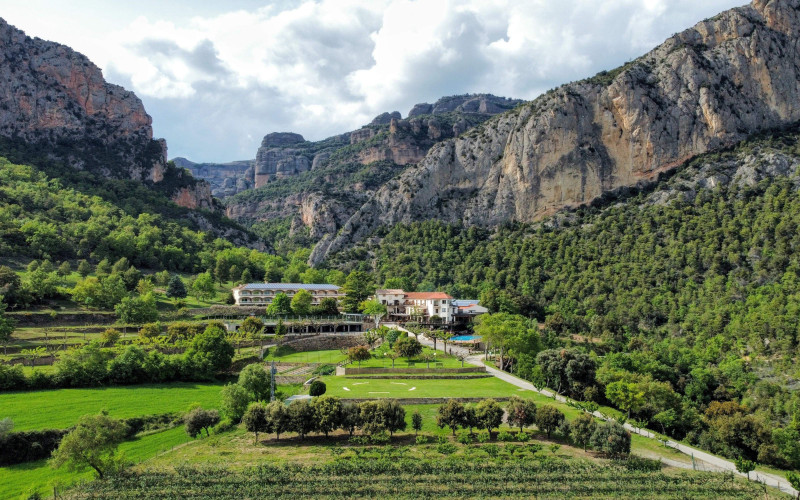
top-left (339, 366), bottom-right (485, 375)
top-left (284, 334), bottom-right (366, 352)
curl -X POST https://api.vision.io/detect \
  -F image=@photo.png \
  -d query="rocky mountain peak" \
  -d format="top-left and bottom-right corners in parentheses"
top-left (260, 132), bottom-right (306, 148)
top-left (308, 0), bottom-right (800, 265)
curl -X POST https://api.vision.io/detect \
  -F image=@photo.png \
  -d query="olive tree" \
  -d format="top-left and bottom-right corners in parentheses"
top-left (50, 413), bottom-right (127, 478)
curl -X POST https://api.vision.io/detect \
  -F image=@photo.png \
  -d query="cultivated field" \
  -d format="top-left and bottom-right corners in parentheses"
top-left (0, 382), bottom-right (225, 431)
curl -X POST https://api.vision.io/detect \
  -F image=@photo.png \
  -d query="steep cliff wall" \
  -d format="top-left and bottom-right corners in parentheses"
top-left (311, 0), bottom-right (800, 264)
top-left (0, 18), bottom-right (213, 210)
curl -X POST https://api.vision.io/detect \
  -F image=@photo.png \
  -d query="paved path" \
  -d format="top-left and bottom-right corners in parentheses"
top-left (393, 326), bottom-right (798, 496)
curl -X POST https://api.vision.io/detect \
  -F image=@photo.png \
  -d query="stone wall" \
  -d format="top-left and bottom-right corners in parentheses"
top-left (339, 366), bottom-right (485, 375)
top-left (284, 334), bottom-right (366, 353)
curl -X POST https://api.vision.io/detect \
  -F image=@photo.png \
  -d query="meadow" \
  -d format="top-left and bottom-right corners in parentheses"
top-left (1, 426), bottom-right (191, 500)
top-left (318, 375), bottom-right (525, 399)
top-left (0, 382), bottom-right (225, 431)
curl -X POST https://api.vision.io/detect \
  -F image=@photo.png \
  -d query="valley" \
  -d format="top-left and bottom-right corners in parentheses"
top-left (2, 0), bottom-right (800, 498)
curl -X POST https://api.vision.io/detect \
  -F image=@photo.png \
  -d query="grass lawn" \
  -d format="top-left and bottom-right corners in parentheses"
top-left (0, 425), bottom-right (191, 500)
top-left (357, 344), bottom-right (465, 369)
top-left (265, 348), bottom-right (347, 365)
top-left (318, 375), bottom-right (526, 399)
top-left (0, 382), bottom-right (225, 431)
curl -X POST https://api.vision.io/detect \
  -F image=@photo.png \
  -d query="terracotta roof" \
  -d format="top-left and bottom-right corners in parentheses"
top-left (405, 292), bottom-right (453, 300)
top-left (239, 283), bottom-right (340, 291)
top-left (376, 289), bottom-right (405, 294)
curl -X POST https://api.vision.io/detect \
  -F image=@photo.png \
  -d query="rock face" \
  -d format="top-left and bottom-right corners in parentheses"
top-left (216, 94), bottom-right (522, 243)
top-left (310, 0), bottom-right (800, 264)
top-left (0, 18), bottom-right (213, 210)
top-left (175, 157), bottom-right (255, 198)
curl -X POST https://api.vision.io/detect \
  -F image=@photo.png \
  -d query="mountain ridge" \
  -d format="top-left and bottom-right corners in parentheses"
top-left (310, 0), bottom-right (800, 264)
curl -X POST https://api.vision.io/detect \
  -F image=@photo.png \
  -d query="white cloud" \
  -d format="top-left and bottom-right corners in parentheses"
top-left (0, 0), bottom-right (744, 161)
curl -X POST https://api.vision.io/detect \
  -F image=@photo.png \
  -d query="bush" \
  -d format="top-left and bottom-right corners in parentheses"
top-left (437, 435), bottom-right (449, 444)
top-left (483, 443), bottom-right (499, 457)
top-left (309, 380), bottom-right (327, 397)
top-left (312, 364), bottom-right (336, 376)
top-left (457, 432), bottom-right (474, 445)
top-left (370, 430), bottom-right (390, 444)
top-left (517, 431), bottom-right (530, 442)
top-left (415, 434), bottom-right (431, 445)
top-left (0, 429), bottom-right (69, 466)
top-left (349, 435), bottom-right (370, 445)
top-left (619, 456), bottom-right (662, 472)
top-left (590, 421), bottom-right (631, 456)
top-left (527, 443), bottom-right (544, 454)
top-left (436, 442), bottom-right (457, 455)
top-left (477, 431), bottom-right (490, 443)
top-left (497, 431), bottom-right (514, 442)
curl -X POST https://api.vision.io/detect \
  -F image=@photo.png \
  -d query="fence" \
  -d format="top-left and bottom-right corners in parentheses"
top-left (337, 366), bottom-right (486, 375)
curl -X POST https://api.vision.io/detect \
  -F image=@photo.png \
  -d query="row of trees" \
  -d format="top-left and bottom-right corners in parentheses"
top-left (241, 397), bottom-right (406, 443)
top-left (0, 325), bottom-right (235, 391)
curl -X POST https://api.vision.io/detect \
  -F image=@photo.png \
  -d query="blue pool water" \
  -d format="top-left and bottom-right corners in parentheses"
top-left (450, 335), bottom-right (482, 342)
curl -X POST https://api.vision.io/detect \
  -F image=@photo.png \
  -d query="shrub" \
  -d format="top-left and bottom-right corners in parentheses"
top-left (457, 432), bottom-right (474, 445)
top-left (483, 443), bottom-right (499, 457)
top-left (477, 431), bottom-right (490, 443)
top-left (497, 431), bottom-right (514, 442)
top-left (0, 429), bottom-right (68, 466)
top-left (437, 435), bottom-right (449, 445)
top-left (312, 364), bottom-right (336, 376)
top-left (184, 408), bottom-right (220, 438)
top-left (370, 431), bottom-right (390, 444)
top-left (590, 421), bottom-right (631, 456)
top-left (415, 435), bottom-right (431, 445)
top-left (349, 435), bottom-right (370, 445)
top-left (309, 380), bottom-right (327, 397)
top-left (517, 431), bottom-right (530, 442)
top-left (436, 442), bottom-right (457, 455)
top-left (620, 456), bottom-right (662, 472)
top-left (527, 443), bottom-right (544, 454)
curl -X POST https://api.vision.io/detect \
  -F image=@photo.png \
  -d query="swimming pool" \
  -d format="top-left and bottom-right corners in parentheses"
top-left (450, 335), bottom-right (482, 342)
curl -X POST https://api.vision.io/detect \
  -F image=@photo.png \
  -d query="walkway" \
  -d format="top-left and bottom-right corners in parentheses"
top-left (393, 325), bottom-right (798, 496)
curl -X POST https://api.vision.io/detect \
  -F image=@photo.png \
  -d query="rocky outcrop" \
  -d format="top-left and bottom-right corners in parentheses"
top-left (175, 157), bottom-right (255, 197)
top-left (254, 132), bottom-right (310, 186)
top-left (407, 94), bottom-right (522, 117)
top-left (0, 18), bottom-right (214, 210)
top-left (310, 0), bottom-right (800, 264)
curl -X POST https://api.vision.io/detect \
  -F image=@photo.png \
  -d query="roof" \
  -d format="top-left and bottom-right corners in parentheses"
top-left (406, 292), bottom-right (453, 300)
top-left (452, 299), bottom-right (480, 307)
top-left (376, 289), bottom-right (405, 294)
top-left (239, 283), bottom-right (340, 291)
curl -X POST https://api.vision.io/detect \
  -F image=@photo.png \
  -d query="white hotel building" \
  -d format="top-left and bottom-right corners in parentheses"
top-left (232, 283), bottom-right (343, 307)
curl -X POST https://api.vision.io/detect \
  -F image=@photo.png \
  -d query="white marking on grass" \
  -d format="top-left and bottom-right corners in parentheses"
top-left (352, 382), bottom-right (369, 386)
top-left (409, 387), bottom-right (417, 391)
top-left (390, 382), bottom-right (407, 385)
top-left (369, 392), bottom-right (390, 394)
top-left (343, 387), bottom-right (350, 391)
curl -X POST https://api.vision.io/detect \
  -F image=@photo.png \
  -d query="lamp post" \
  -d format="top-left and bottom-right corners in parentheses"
top-left (383, 352), bottom-right (387, 367)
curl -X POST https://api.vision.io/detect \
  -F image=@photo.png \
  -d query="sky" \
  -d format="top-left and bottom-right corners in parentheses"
top-left (0, 0), bottom-right (745, 162)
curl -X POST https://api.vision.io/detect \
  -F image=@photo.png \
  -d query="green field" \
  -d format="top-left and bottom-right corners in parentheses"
top-left (1, 426), bottom-right (192, 500)
top-left (318, 375), bottom-right (526, 399)
top-left (0, 382), bottom-right (225, 431)
top-left (356, 344), bottom-right (465, 369)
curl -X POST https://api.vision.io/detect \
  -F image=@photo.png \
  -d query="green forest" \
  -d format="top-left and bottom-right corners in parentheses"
top-left (326, 130), bottom-right (800, 469)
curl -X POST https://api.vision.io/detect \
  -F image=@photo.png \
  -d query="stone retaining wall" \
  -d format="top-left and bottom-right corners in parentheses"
top-left (284, 334), bottom-right (366, 353)
top-left (276, 376), bottom-right (308, 385)
top-left (339, 366), bottom-right (485, 375)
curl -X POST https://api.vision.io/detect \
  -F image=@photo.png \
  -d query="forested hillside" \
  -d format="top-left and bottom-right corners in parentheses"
top-left (326, 127), bottom-right (800, 468)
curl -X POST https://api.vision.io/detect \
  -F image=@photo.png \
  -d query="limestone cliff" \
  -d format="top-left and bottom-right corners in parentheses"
top-left (0, 18), bottom-right (213, 210)
top-left (310, 0), bottom-right (800, 264)
top-left (216, 94), bottom-right (522, 245)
